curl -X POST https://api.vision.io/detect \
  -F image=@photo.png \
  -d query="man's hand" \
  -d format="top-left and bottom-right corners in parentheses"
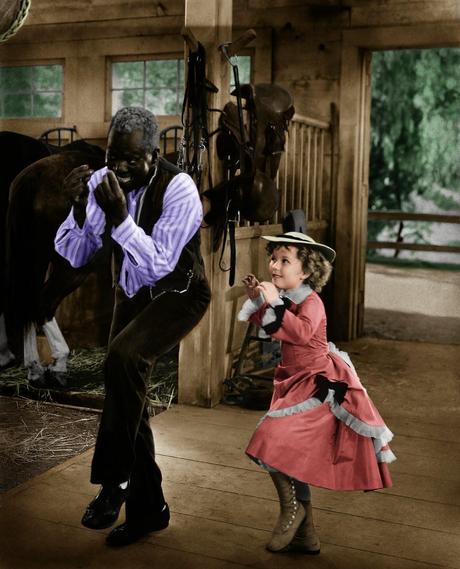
top-left (63, 164), bottom-right (93, 205)
top-left (94, 170), bottom-right (129, 227)
top-left (63, 165), bottom-right (93, 227)
top-left (242, 273), bottom-right (261, 300)
top-left (258, 281), bottom-right (280, 305)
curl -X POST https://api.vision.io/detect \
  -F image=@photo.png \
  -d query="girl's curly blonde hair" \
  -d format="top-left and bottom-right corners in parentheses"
top-left (266, 243), bottom-right (333, 292)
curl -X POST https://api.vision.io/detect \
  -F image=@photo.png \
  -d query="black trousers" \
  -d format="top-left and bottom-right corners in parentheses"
top-left (90, 276), bottom-right (210, 523)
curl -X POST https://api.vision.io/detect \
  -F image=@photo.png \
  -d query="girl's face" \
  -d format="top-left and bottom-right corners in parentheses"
top-left (269, 246), bottom-right (309, 290)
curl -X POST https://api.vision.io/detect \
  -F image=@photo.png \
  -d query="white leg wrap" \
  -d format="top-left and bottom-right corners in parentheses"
top-left (0, 313), bottom-right (15, 367)
top-left (24, 322), bottom-right (45, 380)
top-left (42, 318), bottom-right (70, 373)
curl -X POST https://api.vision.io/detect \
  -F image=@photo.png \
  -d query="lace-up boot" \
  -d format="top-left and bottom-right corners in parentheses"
top-left (285, 500), bottom-right (320, 554)
top-left (266, 472), bottom-right (306, 552)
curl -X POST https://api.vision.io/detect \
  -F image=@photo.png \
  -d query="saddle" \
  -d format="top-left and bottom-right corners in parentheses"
top-left (203, 82), bottom-right (295, 284)
top-left (205, 83), bottom-right (294, 227)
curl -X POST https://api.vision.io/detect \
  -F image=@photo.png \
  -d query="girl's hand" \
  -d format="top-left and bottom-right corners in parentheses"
top-left (258, 281), bottom-right (280, 305)
top-left (242, 274), bottom-right (261, 300)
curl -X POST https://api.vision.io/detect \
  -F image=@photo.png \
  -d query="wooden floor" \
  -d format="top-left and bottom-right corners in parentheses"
top-left (1, 338), bottom-right (459, 569)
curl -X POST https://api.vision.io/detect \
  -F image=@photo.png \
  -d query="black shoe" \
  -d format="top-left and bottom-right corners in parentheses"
top-left (81, 484), bottom-right (128, 530)
top-left (106, 504), bottom-right (170, 547)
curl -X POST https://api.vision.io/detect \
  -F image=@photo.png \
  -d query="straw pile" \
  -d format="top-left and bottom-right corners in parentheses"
top-left (0, 397), bottom-right (98, 467)
top-left (0, 347), bottom-right (178, 412)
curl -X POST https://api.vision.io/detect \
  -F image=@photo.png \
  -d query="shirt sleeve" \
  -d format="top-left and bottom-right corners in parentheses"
top-left (270, 294), bottom-right (324, 345)
top-left (54, 168), bottom-right (107, 267)
top-left (110, 172), bottom-right (202, 295)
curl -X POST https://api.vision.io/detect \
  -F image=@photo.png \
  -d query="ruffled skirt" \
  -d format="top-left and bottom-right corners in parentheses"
top-left (245, 343), bottom-right (395, 491)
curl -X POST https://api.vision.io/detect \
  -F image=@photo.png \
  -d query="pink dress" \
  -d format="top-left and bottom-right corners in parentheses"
top-left (240, 287), bottom-right (395, 491)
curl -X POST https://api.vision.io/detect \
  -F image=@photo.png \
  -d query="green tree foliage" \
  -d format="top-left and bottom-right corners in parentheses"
top-left (111, 55), bottom-right (251, 117)
top-left (112, 59), bottom-right (185, 116)
top-left (369, 49), bottom-right (460, 246)
top-left (0, 64), bottom-right (62, 118)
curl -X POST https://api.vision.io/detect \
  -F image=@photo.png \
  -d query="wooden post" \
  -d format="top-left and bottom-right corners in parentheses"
top-left (332, 45), bottom-right (372, 340)
top-left (178, 0), bottom-right (232, 406)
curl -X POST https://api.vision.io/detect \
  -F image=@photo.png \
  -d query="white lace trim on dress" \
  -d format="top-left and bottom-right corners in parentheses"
top-left (266, 396), bottom-right (323, 419)
top-left (328, 341), bottom-right (358, 375)
top-left (258, 388), bottom-right (396, 463)
top-left (237, 294), bottom-right (264, 321)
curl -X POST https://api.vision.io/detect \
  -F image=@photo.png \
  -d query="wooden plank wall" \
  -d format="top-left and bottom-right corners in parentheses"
top-left (1, 0), bottom-right (458, 396)
top-left (0, 0), bottom-right (186, 145)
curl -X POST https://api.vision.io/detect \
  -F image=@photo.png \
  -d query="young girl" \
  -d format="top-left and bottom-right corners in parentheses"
top-left (238, 231), bottom-right (395, 555)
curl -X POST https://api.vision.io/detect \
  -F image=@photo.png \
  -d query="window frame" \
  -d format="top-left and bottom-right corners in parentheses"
top-left (0, 60), bottom-right (65, 120)
top-left (229, 50), bottom-right (254, 90)
top-left (106, 53), bottom-right (186, 122)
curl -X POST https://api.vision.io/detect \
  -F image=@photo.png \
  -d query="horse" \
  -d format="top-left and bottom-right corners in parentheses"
top-left (0, 132), bottom-right (51, 369)
top-left (1, 132), bottom-right (108, 386)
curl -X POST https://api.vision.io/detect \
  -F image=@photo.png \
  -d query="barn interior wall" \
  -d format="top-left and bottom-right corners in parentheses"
top-left (1, 0), bottom-right (458, 401)
top-left (1, 0), bottom-right (456, 178)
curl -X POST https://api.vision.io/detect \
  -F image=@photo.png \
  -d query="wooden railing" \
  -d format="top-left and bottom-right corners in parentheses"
top-left (367, 210), bottom-right (460, 254)
top-left (162, 114), bottom-right (333, 233)
top-left (273, 113), bottom-right (331, 226)
top-left (236, 113), bottom-right (332, 230)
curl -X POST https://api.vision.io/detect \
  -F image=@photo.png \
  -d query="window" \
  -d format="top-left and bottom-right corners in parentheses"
top-left (0, 64), bottom-right (63, 118)
top-left (230, 55), bottom-right (252, 89)
top-left (111, 58), bottom-right (184, 116)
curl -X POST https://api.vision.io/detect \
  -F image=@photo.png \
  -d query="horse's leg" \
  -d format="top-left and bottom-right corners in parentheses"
top-left (40, 253), bottom-right (95, 322)
top-left (0, 313), bottom-right (15, 368)
top-left (23, 322), bottom-right (46, 384)
top-left (42, 317), bottom-right (70, 387)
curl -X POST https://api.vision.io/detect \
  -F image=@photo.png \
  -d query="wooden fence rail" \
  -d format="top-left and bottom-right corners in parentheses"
top-left (368, 211), bottom-right (460, 224)
top-left (367, 210), bottom-right (460, 254)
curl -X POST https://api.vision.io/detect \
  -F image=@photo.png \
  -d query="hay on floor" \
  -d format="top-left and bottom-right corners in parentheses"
top-left (0, 347), bottom-right (178, 412)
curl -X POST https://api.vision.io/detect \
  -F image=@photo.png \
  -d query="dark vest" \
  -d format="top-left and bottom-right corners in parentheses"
top-left (113, 158), bottom-right (205, 293)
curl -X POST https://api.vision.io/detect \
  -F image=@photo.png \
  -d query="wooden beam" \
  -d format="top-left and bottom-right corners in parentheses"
top-left (224, 28), bottom-right (256, 57)
top-left (248, 0), bottom-right (345, 8)
top-left (332, 45), bottom-right (363, 341)
top-left (343, 22), bottom-right (460, 50)
top-left (349, 1), bottom-right (460, 29)
top-left (178, 0), bottom-right (233, 407)
top-left (24, 0), bottom-right (184, 26)
top-left (181, 25), bottom-right (199, 52)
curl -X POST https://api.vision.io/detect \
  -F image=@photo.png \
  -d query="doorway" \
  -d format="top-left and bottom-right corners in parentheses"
top-left (364, 48), bottom-right (460, 344)
top-left (334, 25), bottom-right (460, 341)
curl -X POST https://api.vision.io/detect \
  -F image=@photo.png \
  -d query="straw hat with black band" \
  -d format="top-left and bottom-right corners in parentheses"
top-left (262, 231), bottom-right (336, 263)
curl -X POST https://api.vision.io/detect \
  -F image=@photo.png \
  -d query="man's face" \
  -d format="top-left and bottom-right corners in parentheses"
top-left (106, 129), bottom-right (157, 193)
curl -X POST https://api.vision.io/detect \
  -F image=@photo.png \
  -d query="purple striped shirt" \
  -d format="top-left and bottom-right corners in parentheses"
top-left (55, 166), bottom-right (203, 298)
